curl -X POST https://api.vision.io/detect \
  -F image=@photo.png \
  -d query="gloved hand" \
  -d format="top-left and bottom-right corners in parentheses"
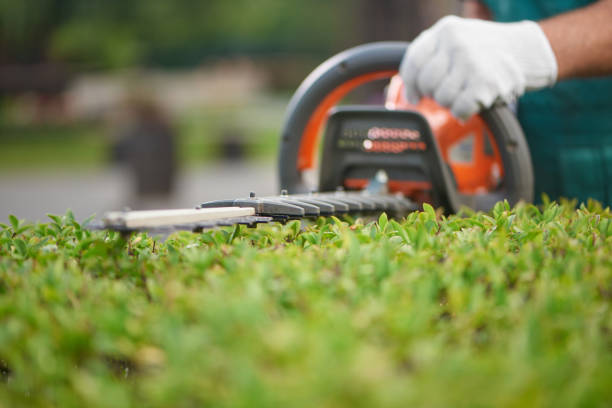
top-left (400, 15), bottom-right (558, 119)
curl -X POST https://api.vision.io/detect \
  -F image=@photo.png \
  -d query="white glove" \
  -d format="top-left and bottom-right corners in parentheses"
top-left (400, 15), bottom-right (558, 119)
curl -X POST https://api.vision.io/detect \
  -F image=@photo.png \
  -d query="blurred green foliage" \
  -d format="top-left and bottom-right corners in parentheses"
top-left (0, 0), bottom-right (354, 69)
top-left (0, 97), bottom-right (285, 169)
top-left (0, 123), bottom-right (107, 169)
top-left (0, 201), bottom-right (611, 406)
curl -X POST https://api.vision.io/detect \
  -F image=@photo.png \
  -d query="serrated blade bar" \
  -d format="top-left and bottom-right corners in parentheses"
top-left (95, 191), bottom-right (417, 233)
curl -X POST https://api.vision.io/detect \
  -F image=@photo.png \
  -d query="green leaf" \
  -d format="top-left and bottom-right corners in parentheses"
top-left (82, 214), bottom-right (96, 226)
top-left (378, 212), bottom-right (388, 232)
top-left (390, 220), bottom-right (410, 245)
top-left (13, 238), bottom-right (27, 257)
top-left (423, 203), bottom-right (436, 220)
top-left (65, 209), bottom-right (76, 223)
top-left (167, 244), bottom-right (178, 255)
top-left (227, 225), bottom-right (241, 244)
top-left (47, 214), bottom-right (62, 225)
top-left (492, 201), bottom-right (505, 219)
top-left (598, 218), bottom-right (611, 238)
top-left (8, 215), bottom-right (19, 230)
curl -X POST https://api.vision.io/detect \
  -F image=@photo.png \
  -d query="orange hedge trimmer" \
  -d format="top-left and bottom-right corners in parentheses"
top-left (97, 42), bottom-right (533, 233)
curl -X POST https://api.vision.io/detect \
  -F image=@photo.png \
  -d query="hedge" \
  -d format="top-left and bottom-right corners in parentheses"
top-left (1, 200), bottom-right (611, 407)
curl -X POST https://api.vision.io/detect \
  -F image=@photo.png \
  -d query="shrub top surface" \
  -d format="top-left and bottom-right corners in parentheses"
top-left (1, 201), bottom-right (611, 407)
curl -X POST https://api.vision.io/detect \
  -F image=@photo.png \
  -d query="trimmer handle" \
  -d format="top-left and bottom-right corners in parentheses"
top-left (278, 41), bottom-right (533, 213)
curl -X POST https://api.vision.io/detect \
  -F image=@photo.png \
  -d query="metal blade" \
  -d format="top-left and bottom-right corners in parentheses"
top-left (90, 214), bottom-right (273, 234)
top-left (103, 207), bottom-right (255, 229)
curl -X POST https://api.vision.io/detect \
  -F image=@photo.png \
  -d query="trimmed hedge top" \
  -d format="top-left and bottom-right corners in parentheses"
top-left (1, 201), bottom-right (611, 407)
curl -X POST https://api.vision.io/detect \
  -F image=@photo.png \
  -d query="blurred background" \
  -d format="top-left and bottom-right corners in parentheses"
top-left (0, 0), bottom-right (456, 222)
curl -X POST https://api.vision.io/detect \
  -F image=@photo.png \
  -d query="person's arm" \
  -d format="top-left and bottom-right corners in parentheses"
top-left (461, 0), bottom-right (491, 19)
top-left (462, 0), bottom-right (612, 78)
top-left (539, 0), bottom-right (612, 78)
top-left (400, 0), bottom-right (612, 119)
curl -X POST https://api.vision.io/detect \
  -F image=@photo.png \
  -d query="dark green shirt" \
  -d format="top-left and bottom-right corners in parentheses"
top-left (481, 0), bottom-right (612, 206)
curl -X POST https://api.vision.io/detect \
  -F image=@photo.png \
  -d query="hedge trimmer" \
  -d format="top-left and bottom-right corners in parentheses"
top-left (96, 42), bottom-right (534, 234)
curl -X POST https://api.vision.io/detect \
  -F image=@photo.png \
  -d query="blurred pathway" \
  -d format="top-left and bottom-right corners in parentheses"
top-left (0, 162), bottom-right (276, 223)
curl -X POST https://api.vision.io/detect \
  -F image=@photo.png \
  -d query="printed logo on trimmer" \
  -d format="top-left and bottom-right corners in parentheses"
top-left (363, 127), bottom-right (426, 153)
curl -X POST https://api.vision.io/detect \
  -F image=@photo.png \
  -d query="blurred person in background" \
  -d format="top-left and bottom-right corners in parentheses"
top-left (400, 0), bottom-right (612, 206)
top-left (111, 94), bottom-right (177, 209)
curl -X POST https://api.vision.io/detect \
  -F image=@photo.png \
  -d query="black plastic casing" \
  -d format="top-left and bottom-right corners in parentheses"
top-left (319, 107), bottom-right (449, 210)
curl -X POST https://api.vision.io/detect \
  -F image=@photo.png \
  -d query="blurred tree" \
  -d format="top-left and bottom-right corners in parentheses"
top-left (357, 0), bottom-right (455, 43)
top-left (0, 0), bottom-right (60, 64)
top-left (0, 0), bottom-right (454, 71)
top-left (0, 0), bottom-right (353, 69)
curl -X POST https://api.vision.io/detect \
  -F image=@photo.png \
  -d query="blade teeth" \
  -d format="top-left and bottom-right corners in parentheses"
top-left (333, 193), bottom-right (376, 211)
top-left (275, 198), bottom-right (321, 217)
top-left (316, 193), bottom-right (363, 211)
top-left (365, 195), bottom-right (403, 213)
top-left (356, 195), bottom-right (387, 211)
top-left (290, 198), bottom-right (335, 216)
top-left (200, 198), bottom-right (305, 218)
top-left (296, 195), bottom-right (350, 214)
top-left (394, 195), bottom-right (418, 212)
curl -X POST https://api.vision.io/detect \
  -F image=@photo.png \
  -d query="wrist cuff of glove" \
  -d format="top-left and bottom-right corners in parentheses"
top-left (511, 20), bottom-right (558, 89)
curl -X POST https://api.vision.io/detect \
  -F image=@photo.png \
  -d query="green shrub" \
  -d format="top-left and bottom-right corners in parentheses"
top-left (1, 201), bottom-right (611, 407)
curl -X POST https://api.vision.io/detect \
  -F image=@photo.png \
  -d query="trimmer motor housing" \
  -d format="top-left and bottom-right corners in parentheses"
top-left (319, 107), bottom-right (449, 205)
